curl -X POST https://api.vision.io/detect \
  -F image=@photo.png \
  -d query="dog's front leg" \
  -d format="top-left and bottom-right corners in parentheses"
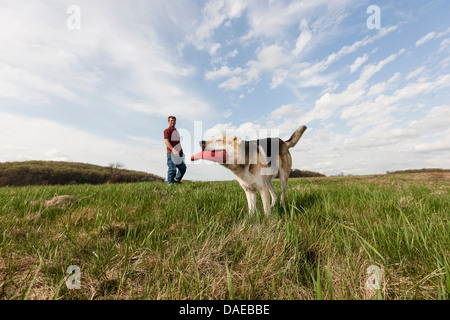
top-left (267, 180), bottom-right (278, 208)
top-left (244, 187), bottom-right (256, 214)
top-left (260, 187), bottom-right (271, 216)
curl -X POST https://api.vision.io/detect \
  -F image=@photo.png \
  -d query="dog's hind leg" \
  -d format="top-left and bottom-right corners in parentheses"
top-left (280, 174), bottom-right (288, 208)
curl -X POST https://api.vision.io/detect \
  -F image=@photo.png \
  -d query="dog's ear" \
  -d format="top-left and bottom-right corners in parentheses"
top-left (233, 136), bottom-right (242, 146)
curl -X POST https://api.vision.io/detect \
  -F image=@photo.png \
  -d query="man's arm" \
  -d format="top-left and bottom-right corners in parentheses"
top-left (165, 139), bottom-right (179, 156)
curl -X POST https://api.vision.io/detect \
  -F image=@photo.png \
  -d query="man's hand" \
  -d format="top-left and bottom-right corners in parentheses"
top-left (172, 149), bottom-right (180, 157)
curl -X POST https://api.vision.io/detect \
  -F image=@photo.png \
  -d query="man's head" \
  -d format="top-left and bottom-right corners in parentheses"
top-left (168, 116), bottom-right (176, 128)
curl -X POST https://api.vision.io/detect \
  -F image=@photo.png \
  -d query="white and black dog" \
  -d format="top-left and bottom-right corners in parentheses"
top-left (201, 126), bottom-right (307, 215)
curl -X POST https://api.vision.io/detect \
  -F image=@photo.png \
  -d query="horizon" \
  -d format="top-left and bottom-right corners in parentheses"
top-left (1, 159), bottom-right (448, 183)
top-left (1, 1), bottom-right (449, 181)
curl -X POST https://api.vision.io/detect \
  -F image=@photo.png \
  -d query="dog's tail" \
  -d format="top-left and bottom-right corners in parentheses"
top-left (284, 125), bottom-right (307, 149)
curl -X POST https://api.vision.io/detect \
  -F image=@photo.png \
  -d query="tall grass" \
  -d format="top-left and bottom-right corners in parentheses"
top-left (0, 173), bottom-right (448, 299)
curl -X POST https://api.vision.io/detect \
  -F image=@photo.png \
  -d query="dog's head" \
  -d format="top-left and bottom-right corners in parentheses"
top-left (201, 135), bottom-right (240, 151)
top-left (201, 136), bottom-right (242, 163)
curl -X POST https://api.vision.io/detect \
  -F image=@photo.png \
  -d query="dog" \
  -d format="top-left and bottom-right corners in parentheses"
top-left (201, 126), bottom-right (307, 215)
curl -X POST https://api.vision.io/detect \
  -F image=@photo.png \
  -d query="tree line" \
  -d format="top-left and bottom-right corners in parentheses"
top-left (386, 168), bottom-right (449, 174)
top-left (289, 169), bottom-right (326, 178)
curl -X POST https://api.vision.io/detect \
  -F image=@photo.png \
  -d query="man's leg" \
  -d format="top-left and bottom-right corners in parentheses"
top-left (174, 161), bottom-right (186, 182)
top-left (167, 153), bottom-right (176, 185)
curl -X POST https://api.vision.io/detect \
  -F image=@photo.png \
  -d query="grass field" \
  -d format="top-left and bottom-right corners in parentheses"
top-left (0, 172), bottom-right (449, 300)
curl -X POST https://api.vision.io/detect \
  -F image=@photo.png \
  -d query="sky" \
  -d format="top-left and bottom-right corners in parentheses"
top-left (0, 0), bottom-right (449, 181)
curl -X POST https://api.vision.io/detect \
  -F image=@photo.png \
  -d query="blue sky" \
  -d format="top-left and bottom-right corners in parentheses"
top-left (0, 0), bottom-right (449, 181)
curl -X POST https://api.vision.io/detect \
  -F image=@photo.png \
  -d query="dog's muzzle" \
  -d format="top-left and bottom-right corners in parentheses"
top-left (200, 140), bottom-right (206, 151)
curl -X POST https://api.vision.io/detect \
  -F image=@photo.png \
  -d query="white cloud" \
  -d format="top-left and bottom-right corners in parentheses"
top-left (416, 27), bottom-right (450, 47)
top-left (439, 38), bottom-right (450, 52)
top-left (292, 20), bottom-right (312, 56)
top-left (350, 54), bottom-right (369, 73)
top-left (406, 66), bottom-right (426, 80)
top-left (209, 43), bottom-right (222, 55)
top-left (186, 0), bottom-right (247, 53)
top-left (344, 106), bottom-right (450, 163)
top-left (416, 32), bottom-right (436, 47)
top-left (241, 0), bottom-right (357, 41)
top-left (295, 105), bottom-right (450, 176)
top-left (270, 104), bottom-right (295, 120)
top-left (393, 73), bottom-right (450, 99)
top-left (204, 121), bottom-right (268, 140)
top-left (222, 109), bottom-right (233, 118)
top-left (119, 94), bottom-right (211, 119)
top-left (288, 26), bottom-right (397, 88)
top-left (411, 105), bottom-right (450, 131)
top-left (0, 62), bottom-right (79, 104)
top-left (210, 49), bottom-right (239, 66)
top-left (0, 1), bottom-right (213, 121)
top-left (204, 2), bottom-right (397, 91)
top-left (211, 44), bottom-right (294, 90)
top-left (341, 73), bottom-right (450, 123)
top-left (440, 56), bottom-right (450, 69)
top-left (367, 82), bottom-right (387, 96)
top-left (249, 45), bottom-right (294, 75)
top-left (44, 149), bottom-right (70, 162)
top-left (315, 26), bottom-right (398, 72)
top-left (218, 76), bottom-right (249, 90)
top-left (227, 49), bottom-right (239, 58)
top-left (205, 66), bottom-right (244, 81)
top-left (270, 69), bottom-right (289, 89)
top-left (304, 49), bottom-right (405, 123)
top-left (413, 139), bottom-right (450, 153)
top-left (388, 72), bottom-right (401, 83)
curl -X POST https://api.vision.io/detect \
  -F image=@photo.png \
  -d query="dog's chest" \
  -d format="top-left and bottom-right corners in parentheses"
top-left (234, 171), bottom-right (263, 189)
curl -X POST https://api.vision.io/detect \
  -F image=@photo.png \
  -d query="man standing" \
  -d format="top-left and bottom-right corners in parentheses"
top-left (164, 116), bottom-right (186, 186)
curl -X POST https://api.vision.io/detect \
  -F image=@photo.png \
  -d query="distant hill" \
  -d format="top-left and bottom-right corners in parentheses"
top-left (289, 169), bottom-right (326, 178)
top-left (0, 161), bottom-right (164, 187)
top-left (386, 168), bottom-right (450, 174)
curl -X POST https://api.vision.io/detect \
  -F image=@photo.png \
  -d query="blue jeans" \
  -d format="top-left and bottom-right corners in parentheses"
top-left (167, 153), bottom-right (186, 184)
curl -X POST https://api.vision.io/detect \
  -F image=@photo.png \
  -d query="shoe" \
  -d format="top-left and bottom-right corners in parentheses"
top-left (168, 183), bottom-right (174, 186)
top-left (174, 179), bottom-right (182, 184)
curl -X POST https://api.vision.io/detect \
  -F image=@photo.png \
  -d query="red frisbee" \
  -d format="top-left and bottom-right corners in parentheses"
top-left (191, 150), bottom-right (227, 163)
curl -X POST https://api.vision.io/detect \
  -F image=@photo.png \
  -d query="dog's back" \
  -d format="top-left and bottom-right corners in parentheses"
top-left (244, 125), bottom-right (307, 177)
